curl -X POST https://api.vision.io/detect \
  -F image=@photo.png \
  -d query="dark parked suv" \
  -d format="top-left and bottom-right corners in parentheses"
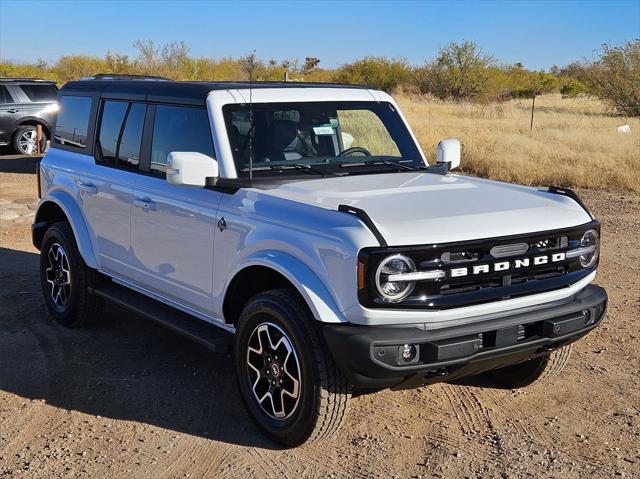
top-left (0, 78), bottom-right (58, 155)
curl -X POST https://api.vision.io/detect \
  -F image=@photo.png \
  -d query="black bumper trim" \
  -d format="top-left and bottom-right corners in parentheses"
top-left (323, 284), bottom-right (607, 390)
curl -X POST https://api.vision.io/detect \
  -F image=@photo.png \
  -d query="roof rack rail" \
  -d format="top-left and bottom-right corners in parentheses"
top-left (81, 73), bottom-right (172, 81)
top-left (0, 77), bottom-right (55, 82)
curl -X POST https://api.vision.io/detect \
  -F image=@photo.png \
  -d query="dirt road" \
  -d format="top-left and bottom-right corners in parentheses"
top-left (1, 155), bottom-right (639, 478)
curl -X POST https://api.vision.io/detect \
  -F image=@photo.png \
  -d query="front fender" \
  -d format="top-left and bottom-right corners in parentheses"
top-left (35, 191), bottom-right (98, 269)
top-left (228, 250), bottom-right (347, 324)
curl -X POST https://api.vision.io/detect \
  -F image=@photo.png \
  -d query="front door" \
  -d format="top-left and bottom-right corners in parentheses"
top-left (129, 104), bottom-right (221, 316)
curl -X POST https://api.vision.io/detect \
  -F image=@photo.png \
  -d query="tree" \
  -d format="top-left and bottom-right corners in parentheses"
top-left (133, 39), bottom-right (160, 73)
top-left (161, 41), bottom-right (190, 72)
top-left (105, 51), bottom-right (129, 73)
top-left (303, 57), bottom-right (320, 74)
top-left (241, 51), bottom-right (259, 80)
top-left (584, 40), bottom-right (640, 117)
top-left (430, 40), bottom-right (495, 100)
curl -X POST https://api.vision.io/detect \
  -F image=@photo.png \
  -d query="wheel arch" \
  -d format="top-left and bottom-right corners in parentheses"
top-left (33, 193), bottom-right (98, 269)
top-left (15, 118), bottom-right (52, 139)
top-left (222, 251), bottom-right (347, 326)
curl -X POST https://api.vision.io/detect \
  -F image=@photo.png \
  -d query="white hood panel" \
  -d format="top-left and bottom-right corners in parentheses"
top-left (261, 172), bottom-right (592, 246)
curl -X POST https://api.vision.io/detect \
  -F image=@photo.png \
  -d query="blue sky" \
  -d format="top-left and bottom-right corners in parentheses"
top-left (1, 0), bottom-right (639, 69)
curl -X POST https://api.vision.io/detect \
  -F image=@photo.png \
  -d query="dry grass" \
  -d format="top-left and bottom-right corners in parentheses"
top-left (397, 94), bottom-right (640, 192)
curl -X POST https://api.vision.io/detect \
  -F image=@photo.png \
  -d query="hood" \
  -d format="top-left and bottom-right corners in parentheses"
top-left (259, 172), bottom-right (593, 246)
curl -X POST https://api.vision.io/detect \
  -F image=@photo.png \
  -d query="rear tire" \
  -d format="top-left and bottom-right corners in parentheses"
top-left (234, 289), bottom-right (351, 446)
top-left (488, 345), bottom-right (573, 388)
top-left (40, 222), bottom-right (103, 327)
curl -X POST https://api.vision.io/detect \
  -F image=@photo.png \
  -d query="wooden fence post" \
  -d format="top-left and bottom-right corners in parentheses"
top-left (36, 124), bottom-right (43, 154)
top-left (530, 95), bottom-right (536, 132)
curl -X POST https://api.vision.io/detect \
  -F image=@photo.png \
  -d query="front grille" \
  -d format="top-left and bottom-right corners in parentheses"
top-left (359, 222), bottom-right (599, 310)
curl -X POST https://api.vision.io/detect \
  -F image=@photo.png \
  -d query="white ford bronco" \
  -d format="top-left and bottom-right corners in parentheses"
top-left (33, 76), bottom-right (607, 446)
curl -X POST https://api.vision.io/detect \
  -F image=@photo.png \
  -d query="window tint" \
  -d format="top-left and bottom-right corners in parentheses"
top-left (0, 85), bottom-right (14, 104)
top-left (97, 101), bottom-right (146, 170)
top-left (118, 103), bottom-right (146, 168)
top-left (20, 84), bottom-right (58, 102)
top-left (98, 101), bottom-right (127, 162)
top-left (150, 105), bottom-right (214, 176)
top-left (53, 96), bottom-right (92, 149)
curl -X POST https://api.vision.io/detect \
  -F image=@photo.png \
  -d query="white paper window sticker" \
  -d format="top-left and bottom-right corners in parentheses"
top-left (313, 126), bottom-right (334, 136)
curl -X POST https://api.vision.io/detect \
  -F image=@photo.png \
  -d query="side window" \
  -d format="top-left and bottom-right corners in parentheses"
top-left (53, 96), bottom-right (92, 149)
top-left (97, 101), bottom-right (127, 164)
top-left (0, 85), bottom-right (14, 104)
top-left (150, 105), bottom-right (214, 177)
top-left (19, 84), bottom-right (58, 102)
top-left (97, 101), bottom-right (146, 170)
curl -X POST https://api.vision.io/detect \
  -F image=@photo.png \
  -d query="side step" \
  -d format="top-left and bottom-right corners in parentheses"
top-left (89, 281), bottom-right (234, 354)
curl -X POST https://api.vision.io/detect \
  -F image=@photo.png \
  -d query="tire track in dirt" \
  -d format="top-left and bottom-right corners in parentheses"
top-left (440, 384), bottom-right (506, 467)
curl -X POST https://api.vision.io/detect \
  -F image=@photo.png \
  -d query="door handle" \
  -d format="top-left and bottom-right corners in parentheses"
top-left (76, 181), bottom-right (97, 195)
top-left (133, 197), bottom-right (156, 211)
top-left (6, 109), bottom-right (19, 114)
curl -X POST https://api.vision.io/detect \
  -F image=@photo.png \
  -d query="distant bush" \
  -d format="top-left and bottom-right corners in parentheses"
top-left (334, 56), bottom-right (412, 92)
top-left (560, 80), bottom-right (588, 98)
top-left (1, 38), bottom-right (637, 117)
top-left (583, 40), bottom-right (640, 117)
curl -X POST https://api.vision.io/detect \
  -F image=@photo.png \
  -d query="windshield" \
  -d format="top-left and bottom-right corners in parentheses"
top-left (223, 101), bottom-right (424, 176)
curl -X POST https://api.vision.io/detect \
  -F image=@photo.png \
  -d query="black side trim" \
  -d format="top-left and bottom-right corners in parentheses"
top-left (338, 204), bottom-right (387, 247)
top-left (548, 186), bottom-right (594, 220)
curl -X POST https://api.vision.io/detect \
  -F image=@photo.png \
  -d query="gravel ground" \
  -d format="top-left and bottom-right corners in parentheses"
top-left (1, 154), bottom-right (639, 478)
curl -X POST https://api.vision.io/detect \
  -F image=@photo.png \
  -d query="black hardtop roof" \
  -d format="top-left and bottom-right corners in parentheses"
top-left (60, 79), bottom-right (369, 105)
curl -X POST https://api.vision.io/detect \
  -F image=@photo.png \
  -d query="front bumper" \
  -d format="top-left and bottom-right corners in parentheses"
top-left (323, 284), bottom-right (607, 390)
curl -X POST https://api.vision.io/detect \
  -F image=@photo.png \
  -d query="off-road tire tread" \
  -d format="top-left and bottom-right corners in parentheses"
top-left (240, 289), bottom-right (351, 446)
top-left (41, 221), bottom-right (103, 327)
top-left (490, 344), bottom-right (573, 388)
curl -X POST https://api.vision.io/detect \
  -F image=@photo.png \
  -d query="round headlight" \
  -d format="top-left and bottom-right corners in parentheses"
top-left (375, 254), bottom-right (416, 303)
top-left (579, 229), bottom-right (599, 268)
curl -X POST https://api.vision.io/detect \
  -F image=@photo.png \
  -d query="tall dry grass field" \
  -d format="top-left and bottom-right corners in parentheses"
top-left (397, 94), bottom-right (640, 192)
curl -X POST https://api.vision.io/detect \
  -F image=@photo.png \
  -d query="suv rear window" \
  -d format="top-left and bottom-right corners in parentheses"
top-left (150, 105), bottom-right (214, 176)
top-left (53, 96), bottom-right (92, 149)
top-left (20, 84), bottom-right (58, 102)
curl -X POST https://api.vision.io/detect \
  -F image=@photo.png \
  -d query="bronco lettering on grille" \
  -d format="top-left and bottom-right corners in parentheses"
top-left (449, 252), bottom-right (566, 278)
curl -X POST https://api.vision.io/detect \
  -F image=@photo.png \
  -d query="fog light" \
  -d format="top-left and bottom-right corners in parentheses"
top-left (401, 344), bottom-right (417, 362)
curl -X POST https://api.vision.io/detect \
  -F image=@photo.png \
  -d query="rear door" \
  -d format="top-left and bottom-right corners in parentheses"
top-left (55, 96), bottom-right (146, 279)
top-left (0, 85), bottom-right (16, 145)
top-left (129, 104), bottom-right (222, 316)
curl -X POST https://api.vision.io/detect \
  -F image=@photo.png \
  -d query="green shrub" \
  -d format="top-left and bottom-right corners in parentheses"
top-left (334, 56), bottom-right (412, 92)
top-left (560, 80), bottom-right (588, 98)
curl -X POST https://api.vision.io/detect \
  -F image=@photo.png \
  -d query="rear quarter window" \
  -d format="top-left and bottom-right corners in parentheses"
top-left (19, 84), bottom-right (58, 102)
top-left (53, 96), bottom-right (92, 149)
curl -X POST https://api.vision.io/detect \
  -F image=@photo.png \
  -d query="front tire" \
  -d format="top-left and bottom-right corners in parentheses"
top-left (234, 289), bottom-right (351, 446)
top-left (40, 222), bottom-right (103, 327)
top-left (488, 345), bottom-right (574, 388)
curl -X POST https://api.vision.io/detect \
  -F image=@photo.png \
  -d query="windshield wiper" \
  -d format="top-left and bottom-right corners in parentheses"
top-left (269, 163), bottom-right (336, 177)
top-left (339, 159), bottom-right (420, 171)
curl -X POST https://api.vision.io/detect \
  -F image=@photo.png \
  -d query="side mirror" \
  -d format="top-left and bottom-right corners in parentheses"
top-left (166, 152), bottom-right (218, 187)
top-left (436, 139), bottom-right (461, 170)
